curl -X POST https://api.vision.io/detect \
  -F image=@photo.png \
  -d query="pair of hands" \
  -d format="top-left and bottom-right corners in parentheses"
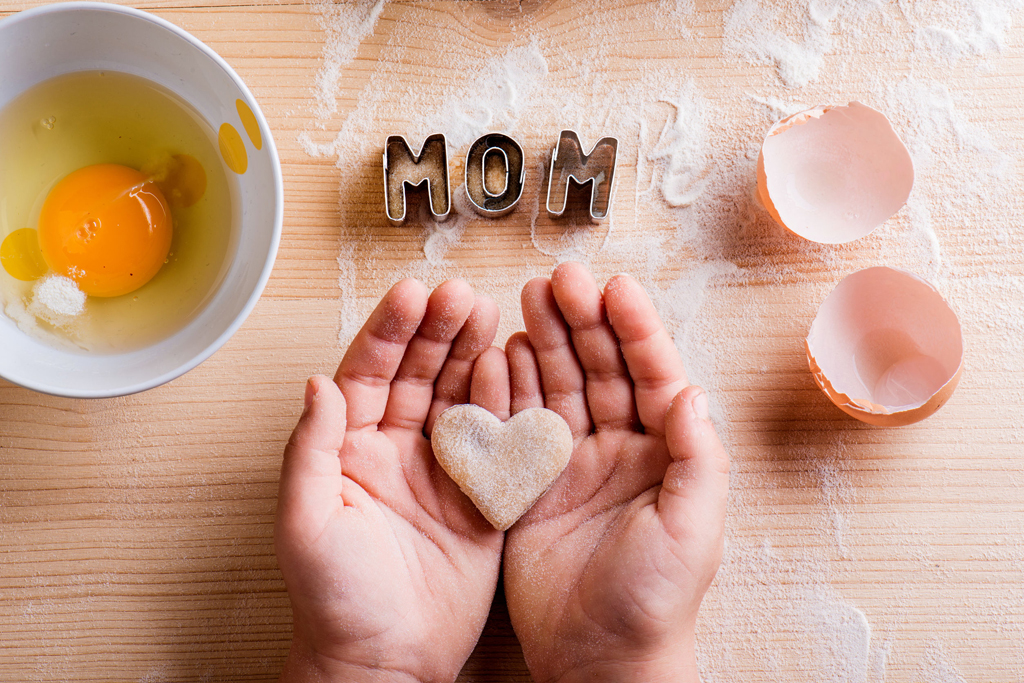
top-left (275, 262), bottom-right (730, 683)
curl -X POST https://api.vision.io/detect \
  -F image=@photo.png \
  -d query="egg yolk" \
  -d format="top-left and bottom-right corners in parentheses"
top-left (38, 164), bottom-right (172, 298)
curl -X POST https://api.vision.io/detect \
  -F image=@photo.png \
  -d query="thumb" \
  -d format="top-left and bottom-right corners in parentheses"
top-left (278, 375), bottom-right (347, 522)
top-left (658, 386), bottom-right (730, 545)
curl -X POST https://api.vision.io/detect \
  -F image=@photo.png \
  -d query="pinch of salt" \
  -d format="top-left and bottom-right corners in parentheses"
top-left (32, 274), bottom-right (86, 317)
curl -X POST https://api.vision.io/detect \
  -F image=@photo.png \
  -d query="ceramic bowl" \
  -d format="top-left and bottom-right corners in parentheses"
top-left (0, 2), bottom-right (282, 397)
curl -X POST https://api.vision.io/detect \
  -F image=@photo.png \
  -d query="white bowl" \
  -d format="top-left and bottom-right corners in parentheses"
top-left (0, 2), bottom-right (282, 398)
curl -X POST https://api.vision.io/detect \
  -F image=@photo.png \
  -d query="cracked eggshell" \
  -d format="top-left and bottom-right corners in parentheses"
top-left (757, 102), bottom-right (914, 244)
top-left (806, 267), bottom-right (963, 427)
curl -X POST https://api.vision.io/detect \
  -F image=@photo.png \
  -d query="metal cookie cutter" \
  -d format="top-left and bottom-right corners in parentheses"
top-left (546, 129), bottom-right (619, 222)
top-left (464, 133), bottom-right (525, 217)
top-left (383, 133), bottom-right (451, 224)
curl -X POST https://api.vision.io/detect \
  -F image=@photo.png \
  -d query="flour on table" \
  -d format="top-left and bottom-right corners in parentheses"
top-left (724, 0), bottom-right (1024, 88)
top-left (644, 82), bottom-right (711, 208)
top-left (310, 0), bottom-right (386, 121)
top-left (906, 0), bottom-right (1024, 62)
top-left (920, 639), bottom-right (970, 683)
top-left (876, 76), bottom-right (1015, 282)
top-left (697, 538), bottom-right (885, 683)
top-left (724, 0), bottom-right (842, 88)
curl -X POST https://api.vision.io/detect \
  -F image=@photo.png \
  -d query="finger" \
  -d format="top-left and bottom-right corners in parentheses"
top-left (381, 279), bottom-right (475, 432)
top-left (658, 386), bottom-right (729, 546)
top-left (279, 376), bottom-right (346, 529)
top-left (469, 347), bottom-right (511, 421)
top-left (604, 273), bottom-right (688, 435)
top-left (426, 294), bottom-right (500, 434)
top-left (506, 332), bottom-right (544, 414)
top-left (551, 262), bottom-right (638, 432)
top-left (521, 277), bottom-right (591, 437)
top-left (335, 279), bottom-right (428, 430)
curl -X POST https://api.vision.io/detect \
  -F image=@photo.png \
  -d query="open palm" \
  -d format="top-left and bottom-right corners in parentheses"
top-left (485, 263), bottom-right (730, 683)
top-left (275, 279), bottom-right (504, 683)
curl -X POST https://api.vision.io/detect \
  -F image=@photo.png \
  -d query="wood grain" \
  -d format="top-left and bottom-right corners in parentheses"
top-left (2, 0), bottom-right (1023, 681)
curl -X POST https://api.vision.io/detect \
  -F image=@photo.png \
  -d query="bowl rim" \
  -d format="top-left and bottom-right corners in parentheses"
top-left (0, 1), bottom-right (284, 399)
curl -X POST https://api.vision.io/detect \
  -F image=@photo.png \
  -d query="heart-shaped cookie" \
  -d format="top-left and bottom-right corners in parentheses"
top-left (431, 404), bottom-right (573, 531)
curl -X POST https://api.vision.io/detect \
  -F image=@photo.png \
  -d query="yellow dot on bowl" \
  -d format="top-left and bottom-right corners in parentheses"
top-left (219, 123), bottom-right (248, 175)
top-left (1, 228), bottom-right (48, 281)
top-left (236, 99), bottom-right (263, 151)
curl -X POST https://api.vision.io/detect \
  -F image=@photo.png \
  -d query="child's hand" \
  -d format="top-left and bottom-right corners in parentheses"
top-left (275, 279), bottom-right (504, 683)
top-left (480, 262), bottom-right (730, 683)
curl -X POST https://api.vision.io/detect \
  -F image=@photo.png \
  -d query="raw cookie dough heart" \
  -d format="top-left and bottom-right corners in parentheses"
top-left (431, 404), bottom-right (573, 531)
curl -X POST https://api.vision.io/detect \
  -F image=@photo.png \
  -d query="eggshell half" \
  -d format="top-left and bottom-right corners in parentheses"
top-left (806, 267), bottom-right (963, 427)
top-left (757, 102), bottom-right (914, 244)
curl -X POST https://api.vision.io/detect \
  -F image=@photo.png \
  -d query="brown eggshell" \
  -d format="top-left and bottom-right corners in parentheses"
top-left (757, 102), bottom-right (914, 244)
top-left (806, 267), bottom-right (963, 426)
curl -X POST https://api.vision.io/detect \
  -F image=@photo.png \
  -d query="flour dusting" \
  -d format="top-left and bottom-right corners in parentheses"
top-left (921, 639), bottom-right (969, 683)
top-left (310, 0), bottom-right (386, 120)
top-left (724, 0), bottom-right (847, 87)
top-left (907, 0), bottom-right (1024, 62)
top-left (646, 82), bottom-right (711, 208)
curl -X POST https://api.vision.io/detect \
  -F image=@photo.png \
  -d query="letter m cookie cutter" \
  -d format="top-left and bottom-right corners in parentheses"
top-left (546, 130), bottom-right (618, 222)
top-left (383, 133), bottom-right (451, 224)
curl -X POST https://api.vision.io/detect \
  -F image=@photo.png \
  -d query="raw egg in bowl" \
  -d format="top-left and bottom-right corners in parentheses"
top-left (0, 3), bottom-right (282, 397)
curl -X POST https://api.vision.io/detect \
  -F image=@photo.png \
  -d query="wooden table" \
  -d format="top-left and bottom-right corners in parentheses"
top-left (2, 1), bottom-right (1023, 680)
